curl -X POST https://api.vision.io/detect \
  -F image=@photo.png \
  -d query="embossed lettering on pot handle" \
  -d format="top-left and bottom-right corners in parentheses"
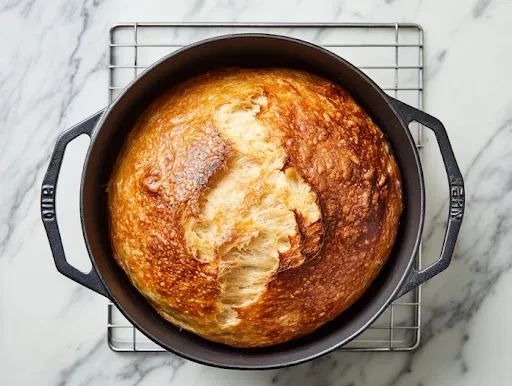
top-left (390, 98), bottom-right (465, 298)
top-left (41, 110), bottom-right (109, 297)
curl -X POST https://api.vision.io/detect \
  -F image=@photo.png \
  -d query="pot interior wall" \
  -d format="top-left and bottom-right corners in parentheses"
top-left (82, 35), bottom-right (423, 368)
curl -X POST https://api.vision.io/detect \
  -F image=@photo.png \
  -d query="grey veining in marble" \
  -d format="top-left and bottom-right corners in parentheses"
top-left (1, 0), bottom-right (512, 385)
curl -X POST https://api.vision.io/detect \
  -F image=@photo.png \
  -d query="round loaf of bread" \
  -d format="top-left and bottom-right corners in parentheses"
top-left (108, 68), bottom-right (402, 347)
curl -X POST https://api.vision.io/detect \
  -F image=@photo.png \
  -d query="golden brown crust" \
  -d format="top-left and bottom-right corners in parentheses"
top-left (108, 68), bottom-right (402, 347)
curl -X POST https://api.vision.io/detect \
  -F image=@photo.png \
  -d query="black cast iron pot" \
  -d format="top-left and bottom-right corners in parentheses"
top-left (41, 34), bottom-right (465, 369)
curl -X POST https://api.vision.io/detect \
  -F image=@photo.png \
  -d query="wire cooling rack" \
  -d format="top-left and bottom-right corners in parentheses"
top-left (107, 22), bottom-right (424, 352)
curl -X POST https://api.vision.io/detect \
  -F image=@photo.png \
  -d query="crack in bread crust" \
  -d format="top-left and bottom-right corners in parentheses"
top-left (183, 93), bottom-right (322, 326)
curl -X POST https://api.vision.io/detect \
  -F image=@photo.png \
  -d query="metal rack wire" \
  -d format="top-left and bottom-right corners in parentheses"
top-left (107, 22), bottom-right (424, 352)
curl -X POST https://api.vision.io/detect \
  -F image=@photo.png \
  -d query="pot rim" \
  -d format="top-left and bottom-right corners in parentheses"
top-left (80, 33), bottom-right (425, 369)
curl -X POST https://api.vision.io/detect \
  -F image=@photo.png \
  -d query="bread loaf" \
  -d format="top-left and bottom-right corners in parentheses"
top-left (108, 68), bottom-right (402, 347)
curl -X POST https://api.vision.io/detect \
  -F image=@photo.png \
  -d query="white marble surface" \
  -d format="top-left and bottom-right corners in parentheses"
top-left (1, 0), bottom-right (511, 384)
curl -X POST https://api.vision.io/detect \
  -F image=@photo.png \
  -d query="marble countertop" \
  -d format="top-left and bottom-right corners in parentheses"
top-left (2, 0), bottom-right (511, 384)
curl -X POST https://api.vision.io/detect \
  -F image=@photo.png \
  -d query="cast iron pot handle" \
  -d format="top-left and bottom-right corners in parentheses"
top-left (41, 110), bottom-right (109, 297)
top-left (390, 98), bottom-right (465, 298)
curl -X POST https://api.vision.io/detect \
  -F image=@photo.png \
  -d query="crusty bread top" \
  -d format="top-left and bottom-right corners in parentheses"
top-left (108, 68), bottom-right (402, 347)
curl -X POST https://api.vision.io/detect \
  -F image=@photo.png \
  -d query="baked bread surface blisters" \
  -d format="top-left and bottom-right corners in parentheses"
top-left (108, 68), bottom-right (402, 347)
